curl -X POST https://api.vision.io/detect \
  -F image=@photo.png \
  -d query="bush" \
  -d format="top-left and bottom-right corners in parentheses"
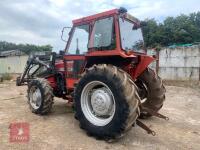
top-left (2, 73), bottom-right (12, 81)
top-left (0, 75), bottom-right (3, 82)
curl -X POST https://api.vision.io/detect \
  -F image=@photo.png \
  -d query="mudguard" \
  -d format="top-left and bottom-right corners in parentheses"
top-left (132, 55), bottom-right (155, 79)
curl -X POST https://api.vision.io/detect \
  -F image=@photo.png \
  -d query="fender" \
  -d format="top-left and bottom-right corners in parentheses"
top-left (132, 55), bottom-right (155, 79)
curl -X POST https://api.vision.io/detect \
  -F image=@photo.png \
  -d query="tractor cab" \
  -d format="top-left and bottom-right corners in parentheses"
top-left (65, 7), bottom-right (145, 57)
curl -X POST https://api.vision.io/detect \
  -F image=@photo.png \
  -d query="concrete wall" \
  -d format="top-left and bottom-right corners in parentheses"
top-left (0, 55), bottom-right (28, 74)
top-left (149, 45), bottom-right (200, 80)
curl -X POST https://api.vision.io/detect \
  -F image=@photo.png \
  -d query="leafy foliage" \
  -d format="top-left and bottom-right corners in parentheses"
top-left (0, 41), bottom-right (52, 54)
top-left (142, 12), bottom-right (200, 48)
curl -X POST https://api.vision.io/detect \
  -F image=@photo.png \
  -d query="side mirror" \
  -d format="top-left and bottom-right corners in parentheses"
top-left (61, 27), bottom-right (72, 42)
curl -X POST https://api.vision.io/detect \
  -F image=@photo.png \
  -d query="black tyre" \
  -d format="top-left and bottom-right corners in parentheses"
top-left (27, 78), bottom-right (54, 115)
top-left (136, 68), bottom-right (166, 119)
top-left (74, 64), bottom-right (140, 140)
top-left (16, 76), bottom-right (21, 86)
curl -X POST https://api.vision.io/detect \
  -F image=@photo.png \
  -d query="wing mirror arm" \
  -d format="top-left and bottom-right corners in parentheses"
top-left (61, 27), bottom-right (72, 42)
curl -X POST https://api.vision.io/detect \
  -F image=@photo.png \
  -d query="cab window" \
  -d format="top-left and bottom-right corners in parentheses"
top-left (67, 24), bottom-right (89, 55)
top-left (119, 18), bottom-right (144, 52)
top-left (89, 17), bottom-right (115, 50)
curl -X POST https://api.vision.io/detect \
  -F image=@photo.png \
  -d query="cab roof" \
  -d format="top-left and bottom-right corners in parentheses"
top-left (72, 8), bottom-right (125, 25)
top-left (72, 8), bottom-right (141, 26)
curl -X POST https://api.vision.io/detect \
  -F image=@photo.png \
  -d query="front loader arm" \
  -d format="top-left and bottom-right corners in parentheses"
top-left (16, 55), bottom-right (52, 86)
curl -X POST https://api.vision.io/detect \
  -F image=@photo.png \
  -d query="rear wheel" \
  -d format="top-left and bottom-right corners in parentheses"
top-left (74, 64), bottom-right (140, 140)
top-left (27, 78), bottom-right (54, 115)
top-left (136, 68), bottom-right (166, 119)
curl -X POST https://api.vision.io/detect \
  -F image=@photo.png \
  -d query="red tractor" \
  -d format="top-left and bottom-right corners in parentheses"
top-left (17, 8), bottom-right (167, 140)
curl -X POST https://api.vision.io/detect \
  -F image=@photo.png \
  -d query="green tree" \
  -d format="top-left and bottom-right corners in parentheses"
top-left (142, 11), bottom-right (200, 48)
top-left (0, 41), bottom-right (53, 54)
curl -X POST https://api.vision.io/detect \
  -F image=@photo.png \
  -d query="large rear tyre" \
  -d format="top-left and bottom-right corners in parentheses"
top-left (136, 68), bottom-right (166, 119)
top-left (74, 64), bottom-right (140, 140)
top-left (27, 78), bottom-right (54, 115)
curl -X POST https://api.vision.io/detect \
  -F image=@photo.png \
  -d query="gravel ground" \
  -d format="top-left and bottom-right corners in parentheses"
top-left (0, 81), bottom-right (200, 150)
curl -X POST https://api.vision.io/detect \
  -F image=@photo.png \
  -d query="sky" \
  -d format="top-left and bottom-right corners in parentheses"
top-left (0, 0), bottom-right (199, 51)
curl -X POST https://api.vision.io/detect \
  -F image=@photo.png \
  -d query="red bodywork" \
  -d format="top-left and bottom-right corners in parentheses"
top-left (47, 8), bottom-right (155, 93)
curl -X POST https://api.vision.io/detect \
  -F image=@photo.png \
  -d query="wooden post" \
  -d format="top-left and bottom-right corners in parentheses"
top-left (199, 67), bottom-right (200, 81)
top-left (156, 49), bottom-right (159, 74)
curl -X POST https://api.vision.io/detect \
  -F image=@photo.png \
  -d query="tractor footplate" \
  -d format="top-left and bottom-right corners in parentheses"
top-left (135, 119), bottom-right (156, 136)
top-left (141, 107), bottom-right (169, 121)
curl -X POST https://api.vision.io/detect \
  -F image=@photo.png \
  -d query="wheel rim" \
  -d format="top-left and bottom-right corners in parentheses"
top-left (81, 81), bottom-right (116, 126)
top-left (29, 86), bottom-right (42, 109)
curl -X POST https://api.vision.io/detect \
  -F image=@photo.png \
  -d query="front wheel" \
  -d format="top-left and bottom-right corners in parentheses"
top-left (27, 78), bottom-right (54, 115)
top-left (16, 76), bottom-right (21, 86)
top-left (74, 64), bottom-right (140, 140)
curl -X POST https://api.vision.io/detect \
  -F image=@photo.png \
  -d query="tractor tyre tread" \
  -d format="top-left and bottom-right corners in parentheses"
top-left (138, 68), bottom-right (166, 119)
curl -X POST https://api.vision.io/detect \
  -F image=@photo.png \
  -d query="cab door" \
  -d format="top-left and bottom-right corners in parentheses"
top-left (64, 24), bottom-right (89, 89)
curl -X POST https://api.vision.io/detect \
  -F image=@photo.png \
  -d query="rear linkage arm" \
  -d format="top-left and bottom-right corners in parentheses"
top-left (136, 120), bottom-right (156, 136)
top-left (141, 106), bottom-right (169, 121)
top-left (134, 106), bottom-right (169, 136)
